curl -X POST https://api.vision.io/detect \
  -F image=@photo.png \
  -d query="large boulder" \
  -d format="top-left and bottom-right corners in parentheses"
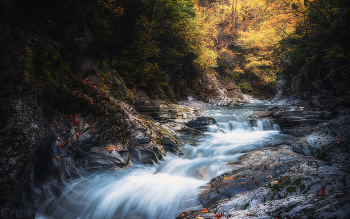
top-left (185, 116), bottom-right (217, 131)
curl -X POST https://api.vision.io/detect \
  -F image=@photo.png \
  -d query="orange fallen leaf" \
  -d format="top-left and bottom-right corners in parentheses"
top-left (180, 214), bottom-right (185, 217)
top-left (316, 186), bottom-right (325, 196)
top-left (230, 177), bottom-right (234, 179)
top-left (202, 209), bottom-right (208, 213)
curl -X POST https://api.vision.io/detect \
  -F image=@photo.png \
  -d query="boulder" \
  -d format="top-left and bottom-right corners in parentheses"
top-left (185, 116), bottom-right (217, 131)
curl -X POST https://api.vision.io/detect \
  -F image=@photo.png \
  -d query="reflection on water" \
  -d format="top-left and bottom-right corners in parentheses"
top-left (37, 103), bottom-right (293, 219)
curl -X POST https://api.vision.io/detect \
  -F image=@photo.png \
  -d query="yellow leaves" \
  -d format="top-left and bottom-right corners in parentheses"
top-left (99, 0), bottom-right (124, 17)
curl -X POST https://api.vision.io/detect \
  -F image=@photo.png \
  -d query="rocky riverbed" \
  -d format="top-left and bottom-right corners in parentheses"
top-left (176, 102), bottom-right (350, 219)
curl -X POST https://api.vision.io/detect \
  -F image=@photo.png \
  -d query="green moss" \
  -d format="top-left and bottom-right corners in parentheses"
top-left (268, 176), bottom-right (291, 192)
top-left (244, 201), bottom-right (250, 210)
top-left (286, 186), bottom-right (296, 193)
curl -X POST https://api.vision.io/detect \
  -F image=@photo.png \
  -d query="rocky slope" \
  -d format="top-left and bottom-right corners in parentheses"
top-left (177, 105), bottom-right (350, 219)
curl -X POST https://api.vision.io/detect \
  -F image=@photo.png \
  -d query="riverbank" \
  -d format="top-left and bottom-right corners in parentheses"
top-left (177, 103), bottom-right (350, 219)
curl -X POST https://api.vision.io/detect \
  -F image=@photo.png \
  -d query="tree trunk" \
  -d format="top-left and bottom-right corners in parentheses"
top-left (152, 0), bottom-right (158, 22)
top-left (232, 0), bottom-right (237, 29)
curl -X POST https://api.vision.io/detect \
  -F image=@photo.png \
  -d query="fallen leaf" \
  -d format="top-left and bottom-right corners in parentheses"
top-left (316, 186), bottom-right (325, 196)
top-left (255, 182), bottom-right (259, 185)
top-left (202, 208), bottom-right (208, 213)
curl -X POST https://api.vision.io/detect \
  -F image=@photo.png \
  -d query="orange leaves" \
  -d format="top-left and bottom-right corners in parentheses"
top-left (223, 177), bottom-right (227, 180)
top-left (56, 156), bottom-right (60, 159)
top-left (255, 182), bottom-right (259, 186)
top-left (202, 209), bottom-right (208, 213)
top-left (215, 214), bottom-right (223, 218)
top-left (180, 214), bottom-right (185, 217)
top-left (230, 177), bottom-right (234, 179)
top-left (316, 186), bottom-right (325, 196)
top-left (58, 142), bottom-right (69, 148)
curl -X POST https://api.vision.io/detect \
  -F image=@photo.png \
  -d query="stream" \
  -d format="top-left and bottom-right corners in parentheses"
top-left (36, 102), bottom-right (294, 219)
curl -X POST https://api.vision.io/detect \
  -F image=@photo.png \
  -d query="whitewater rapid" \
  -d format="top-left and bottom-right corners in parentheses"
top-left (37, 103), bottom-right (291, 219)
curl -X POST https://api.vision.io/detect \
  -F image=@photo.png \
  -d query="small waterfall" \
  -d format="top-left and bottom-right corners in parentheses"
top-left (208, 116), bottom-right (280, 133)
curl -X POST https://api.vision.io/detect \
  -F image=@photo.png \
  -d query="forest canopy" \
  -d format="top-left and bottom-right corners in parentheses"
top-left (1, 0), bottom-right (349, 99)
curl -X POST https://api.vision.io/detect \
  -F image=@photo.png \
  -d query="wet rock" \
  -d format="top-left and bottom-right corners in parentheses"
top-left (134, 101), bottom-right (160, 112)
top-left (185, 116), bottom-right (217, 131)
top-left (291, 115), bottom-right (350, 161)
top-left (250, 111), bottom-right (272, 118)
top-left (267, 106), bottom-right (279, 111)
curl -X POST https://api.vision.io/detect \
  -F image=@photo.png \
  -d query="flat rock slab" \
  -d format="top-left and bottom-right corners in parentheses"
top-left (178, 144), bottom-right (350, 219)
top-left (197, 145), bottom-right (312, 207)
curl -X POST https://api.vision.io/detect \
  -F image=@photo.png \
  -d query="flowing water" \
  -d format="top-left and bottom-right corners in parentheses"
top-left (37, 102), bottom-right (294, 219)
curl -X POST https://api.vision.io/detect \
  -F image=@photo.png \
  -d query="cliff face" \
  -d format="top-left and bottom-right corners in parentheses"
top-left (0, 24), bottom-right (180, 217)
top-left (273, 75), bottom-right (350, 111)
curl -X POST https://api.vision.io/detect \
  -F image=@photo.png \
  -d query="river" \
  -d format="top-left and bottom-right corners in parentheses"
top-left (36, 101), bottom-right (294, 219)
